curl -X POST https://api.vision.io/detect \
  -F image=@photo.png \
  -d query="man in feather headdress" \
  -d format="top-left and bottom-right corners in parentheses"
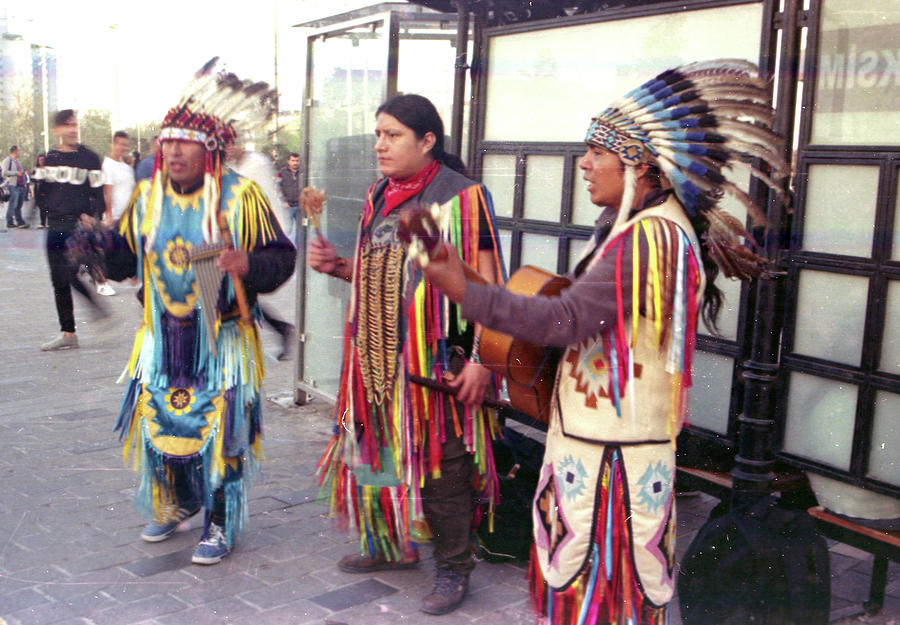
top-left (419, 59), bottom-right (786, 624)
top-left (94, 59), bottom-right (296, 565)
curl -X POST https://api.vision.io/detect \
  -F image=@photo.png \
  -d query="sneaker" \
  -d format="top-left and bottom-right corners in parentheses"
top-left (96, 282), bottom-right (116, 296)
top-left (140, 504), bottom-right (201, 542)
top-left (17, 223), bottom-right (30, 229)
top-left (37, 224), bottom-right (48, 229)
top-left (337, 552), bottom-right (419, 574)
top-left (41, 333), bottom-right (79, 351)
top-left (191, 522), bottom-right (230, 565)
top-left (420, 567), bottom-right (469, 615)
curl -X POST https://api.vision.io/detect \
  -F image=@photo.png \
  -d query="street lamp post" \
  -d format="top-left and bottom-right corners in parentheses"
top-left (38, 45), bottom-right (50, 153)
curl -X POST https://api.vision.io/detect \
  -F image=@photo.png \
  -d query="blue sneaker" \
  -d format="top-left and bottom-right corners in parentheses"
top-left (140, 504), bottom-right (201, 542)
top-left (191, 522), bottom-right (230, 565)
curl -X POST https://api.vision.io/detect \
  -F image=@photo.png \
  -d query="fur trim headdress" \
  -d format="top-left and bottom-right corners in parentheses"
top-left (144, 57), bottom-right (277, 250)
top-left (586, 59), bottom-right (787, 279)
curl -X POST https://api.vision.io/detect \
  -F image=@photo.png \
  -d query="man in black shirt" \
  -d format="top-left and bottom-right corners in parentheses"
top-left (36, 110), bottom-right (106, 351)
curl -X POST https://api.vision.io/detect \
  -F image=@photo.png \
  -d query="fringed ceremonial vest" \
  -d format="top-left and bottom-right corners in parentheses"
top-left (317, 165), bottom-right (507, 561)
top-left (114, 171), bottom-right (280, 546)
top-left (531, 197), bottom-right (704, 625)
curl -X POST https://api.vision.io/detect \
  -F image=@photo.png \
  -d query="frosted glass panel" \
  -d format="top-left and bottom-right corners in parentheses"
top-left (482, 154), bottom-right (516, 219)
top-left (498, 229), bottom-right (513, 275)
top-left (688, 351), bottom-right (734, 435)
top-left (484, 4), bottom-right (762, 142)
top-left (794, 270), bottom-right (867, 365)
top-left (303, 266), bottom-right (351, 395)
top-left (881, 281), bottom-right (900, 375)
top-left (304, 20), bottom-right (386, 396)
top-left (307, 21), bottom-right (386, 192)
top-left (568, 237), bottom-right (592, 273)
top-left (894, 176), bottom-right (900, 261)
top-left (803, 164), bottom-right (877, 257)
top-left (810, 0), bottom-right (900, 145)
top-left (868, 391), bottom-right (900, 485)
top-left (521, 232), bottom-right (557, 273)
top-left (783, 372), bottom-right (856, 470)
top-left (523, 155), bottom-right (563, 222)
top-left (398, 34), bottom-right (464, 157)
top-left (571, 154), bottom-right (599, 226)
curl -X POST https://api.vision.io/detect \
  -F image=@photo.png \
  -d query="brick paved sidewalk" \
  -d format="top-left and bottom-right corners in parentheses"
top-left (0, 226), bottom-right (897, 625)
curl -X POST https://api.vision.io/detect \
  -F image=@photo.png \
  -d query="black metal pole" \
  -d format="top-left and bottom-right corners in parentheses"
top-left (731, 0), bottom-right (802, 507)
top-left (450, 0), bottom-right (470, 158)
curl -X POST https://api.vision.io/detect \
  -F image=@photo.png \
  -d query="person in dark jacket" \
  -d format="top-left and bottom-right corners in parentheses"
top-left (276, 152), bottom-right (301, 237)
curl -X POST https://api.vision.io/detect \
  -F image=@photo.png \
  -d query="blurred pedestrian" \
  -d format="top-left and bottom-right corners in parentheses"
top-left (135, 135), bottom-right (158, 181)
top-left (3, 146), bottom-right (29, 229)
top-left (102, 136), bottom-right (136, 212)
top-left (36, 110), bottom-right (106, 351)
top-left (95, 130), bottom-right (137, 296)
top-left (33, 154), bottom-right (50, 228)
top-left (225, 140), bottom-right (296, 360)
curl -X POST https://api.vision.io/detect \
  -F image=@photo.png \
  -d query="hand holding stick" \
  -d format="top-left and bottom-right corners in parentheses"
top-left (216, 212), bottom-right (251, 323)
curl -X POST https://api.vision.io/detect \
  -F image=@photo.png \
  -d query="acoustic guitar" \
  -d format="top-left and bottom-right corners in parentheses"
top-left (399, 205), bottom-right (570, 423)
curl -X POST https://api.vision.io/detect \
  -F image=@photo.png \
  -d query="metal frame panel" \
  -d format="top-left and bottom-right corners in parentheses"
top-left (774, 0), bottom-right (900, 496)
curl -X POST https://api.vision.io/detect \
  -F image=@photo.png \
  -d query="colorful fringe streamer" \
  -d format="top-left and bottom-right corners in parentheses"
top-left (586, 213), bottom-right (702, 440)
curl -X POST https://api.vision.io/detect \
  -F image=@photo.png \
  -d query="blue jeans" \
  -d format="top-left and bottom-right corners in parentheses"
top-left (288, 204), bottom-right (299, 237)
top-left (5, 184), bottom-right (25, 226)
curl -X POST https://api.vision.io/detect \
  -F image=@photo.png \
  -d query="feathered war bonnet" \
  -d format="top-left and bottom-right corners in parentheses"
top-left (143, 57), bottom-right (277, 251)
top-left (585, 58), bottom-right (788, 279)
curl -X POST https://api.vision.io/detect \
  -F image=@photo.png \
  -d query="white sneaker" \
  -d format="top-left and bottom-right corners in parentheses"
top-left (96, 283), bottom-right (116, 296)
top-left (41, 333), bottom-right (79, 351)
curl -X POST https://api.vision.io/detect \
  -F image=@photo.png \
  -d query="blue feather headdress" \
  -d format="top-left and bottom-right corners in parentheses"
top-left (587, 59), bottom-right (787, 279)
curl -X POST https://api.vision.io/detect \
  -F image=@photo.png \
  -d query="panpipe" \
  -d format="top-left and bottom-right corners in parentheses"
top-left (190, 241), bottom-right (228, 358)
top-left (189, 213), bottom-right (252, 358)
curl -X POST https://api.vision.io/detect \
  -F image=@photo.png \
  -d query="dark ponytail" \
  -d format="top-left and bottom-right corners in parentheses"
top-left (376, 94), bottom-right (467, 175)
top-left (689, 213), bottom-right (724, 335)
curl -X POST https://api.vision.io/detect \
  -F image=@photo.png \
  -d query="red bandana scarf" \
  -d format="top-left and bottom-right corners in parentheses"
top-left (381, 160), bottom-right (440, 216)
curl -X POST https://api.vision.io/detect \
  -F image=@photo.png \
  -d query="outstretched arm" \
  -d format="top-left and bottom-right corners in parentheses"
top-left (422, 230), bottom-right (646, 348)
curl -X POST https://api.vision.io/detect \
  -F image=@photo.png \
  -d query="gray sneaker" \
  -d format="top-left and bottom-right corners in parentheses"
top-left (41, 333), bottom-right (79, 351)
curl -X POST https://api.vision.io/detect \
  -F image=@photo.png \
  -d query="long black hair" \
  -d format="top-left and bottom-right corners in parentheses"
top-left (376, 94), bottom-right (466, 174)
